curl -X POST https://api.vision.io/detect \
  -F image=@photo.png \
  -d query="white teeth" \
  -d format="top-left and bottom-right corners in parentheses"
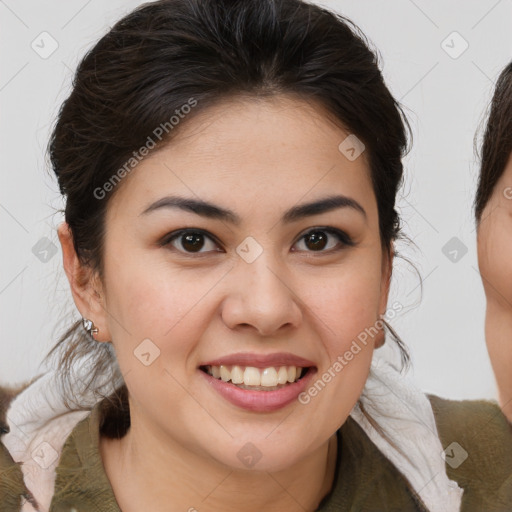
top-left (261, 367), bottom-right (278, 387)
top-left (277, 366), bottom-right (289, 385)
top-left (204, 365), bottom-right (305, 387)
top-left (220, 365), bottom-right (230, 382)
top-left (244, 367), bottom-right (261, 386)
top-left (230, 365), bottom-right (244, 384)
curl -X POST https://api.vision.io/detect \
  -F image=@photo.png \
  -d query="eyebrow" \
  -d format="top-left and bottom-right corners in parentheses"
top-left (140, 194), bottom-right (367, 224)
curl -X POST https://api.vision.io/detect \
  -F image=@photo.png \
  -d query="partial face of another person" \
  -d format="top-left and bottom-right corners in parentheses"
top-left (477, 152), bottom-right (512, 420)
top-left (80, 95), bottom-right (391, 471)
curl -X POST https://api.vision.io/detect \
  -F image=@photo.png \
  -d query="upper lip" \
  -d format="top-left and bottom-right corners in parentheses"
top-left (199, 352), bottom-right (316, 368)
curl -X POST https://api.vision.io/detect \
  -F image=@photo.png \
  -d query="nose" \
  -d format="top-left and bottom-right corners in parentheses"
top-left (221, 255), bottom-right (303, 337)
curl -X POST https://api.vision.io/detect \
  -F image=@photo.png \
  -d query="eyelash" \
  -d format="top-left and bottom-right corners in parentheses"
top-left (159, 227), bottom-right (355, 257)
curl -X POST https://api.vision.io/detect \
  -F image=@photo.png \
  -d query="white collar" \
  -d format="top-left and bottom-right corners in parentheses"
top-left (351, 353), bottom-right (463, 512)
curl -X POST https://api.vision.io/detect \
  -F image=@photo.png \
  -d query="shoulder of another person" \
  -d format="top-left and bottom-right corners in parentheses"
top-left (428, 394), bottom-right (512, 510)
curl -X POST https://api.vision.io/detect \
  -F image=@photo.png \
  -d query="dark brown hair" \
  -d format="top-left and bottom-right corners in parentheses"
top-left (44, 0), bottom-right (411, 417)
top-left (475, 61), bottom-right (512, 222)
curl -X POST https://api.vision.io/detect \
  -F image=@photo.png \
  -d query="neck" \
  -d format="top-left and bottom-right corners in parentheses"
top-left (100, 408), bottom-right (338, 512)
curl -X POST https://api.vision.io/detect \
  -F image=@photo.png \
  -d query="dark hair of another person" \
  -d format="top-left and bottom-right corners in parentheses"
top-left (475, 61), bottom-right (512, 222)
top-left (43, 0), bottom-right (412, 434)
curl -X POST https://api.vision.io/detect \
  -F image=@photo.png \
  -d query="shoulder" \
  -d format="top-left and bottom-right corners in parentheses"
top-left (428, 394), bottom-right (512, 510)
top-left (0, 378), bottom-right (57, 511)
top-left (0, 432), bottom-right (28, 511)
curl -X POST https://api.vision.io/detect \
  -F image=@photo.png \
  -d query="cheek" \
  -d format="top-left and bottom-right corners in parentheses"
top-left (302, 255), bottom-right (381, 362)
top-left (101, 249), bottom-right (224, 370)
top-left (478, 213), bottom-right (512, 306)
top-left (318, 279), bottom-right (381, 350)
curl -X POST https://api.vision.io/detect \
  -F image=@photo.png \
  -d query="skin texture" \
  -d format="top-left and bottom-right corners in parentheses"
top-left (477, 152), bottom-right (512, 424)
top-left (58, 94), bottom-right (392, 512)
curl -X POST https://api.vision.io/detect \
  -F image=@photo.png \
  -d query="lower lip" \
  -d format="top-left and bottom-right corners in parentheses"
top-left (199, 368), bottom-right (317, 412)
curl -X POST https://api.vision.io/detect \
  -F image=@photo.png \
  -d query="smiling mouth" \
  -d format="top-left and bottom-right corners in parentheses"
top-left (199, 364), bottom-right (313, 391)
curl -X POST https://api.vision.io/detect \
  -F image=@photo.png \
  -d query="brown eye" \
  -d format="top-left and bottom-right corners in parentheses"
top-left (181, 233), bottom-right (205, 252)
top-left (292, 228), bottom-right (354, 253)
top-left (162, 230), bottom-right (221, 254)
top-left (303, 231), bottom-right (329, 251)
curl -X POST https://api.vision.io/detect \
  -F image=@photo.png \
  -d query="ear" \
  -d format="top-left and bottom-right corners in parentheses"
top-left (57, 222), bottom-right (111, 343)
top-left (375, 245), bottom-right (393, 349)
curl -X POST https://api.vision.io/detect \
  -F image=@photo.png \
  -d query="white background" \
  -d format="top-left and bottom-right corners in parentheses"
top-left (1, 0), bottom-right (511, 401)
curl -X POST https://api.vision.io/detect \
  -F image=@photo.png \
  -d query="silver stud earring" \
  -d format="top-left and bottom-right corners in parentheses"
top-left (82, 317), bottom-right (99, 337)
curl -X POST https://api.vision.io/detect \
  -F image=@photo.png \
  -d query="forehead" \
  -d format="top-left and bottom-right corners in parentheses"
top-left (107, 94), bottom-right (377, 222)
top-left (165, 93), bottom-right (362, 166)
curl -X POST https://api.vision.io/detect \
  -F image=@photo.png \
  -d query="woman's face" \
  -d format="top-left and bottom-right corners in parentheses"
top-left (478, 152), bottom-right (512, 302)
top-left (94, 95), bottom-right (391, 471)
top-left (477, 151), bottom-right (512, 415)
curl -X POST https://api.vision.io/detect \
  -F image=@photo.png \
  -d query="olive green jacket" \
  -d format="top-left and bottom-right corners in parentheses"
top-left (1, 394), bottom-right (511, 511)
